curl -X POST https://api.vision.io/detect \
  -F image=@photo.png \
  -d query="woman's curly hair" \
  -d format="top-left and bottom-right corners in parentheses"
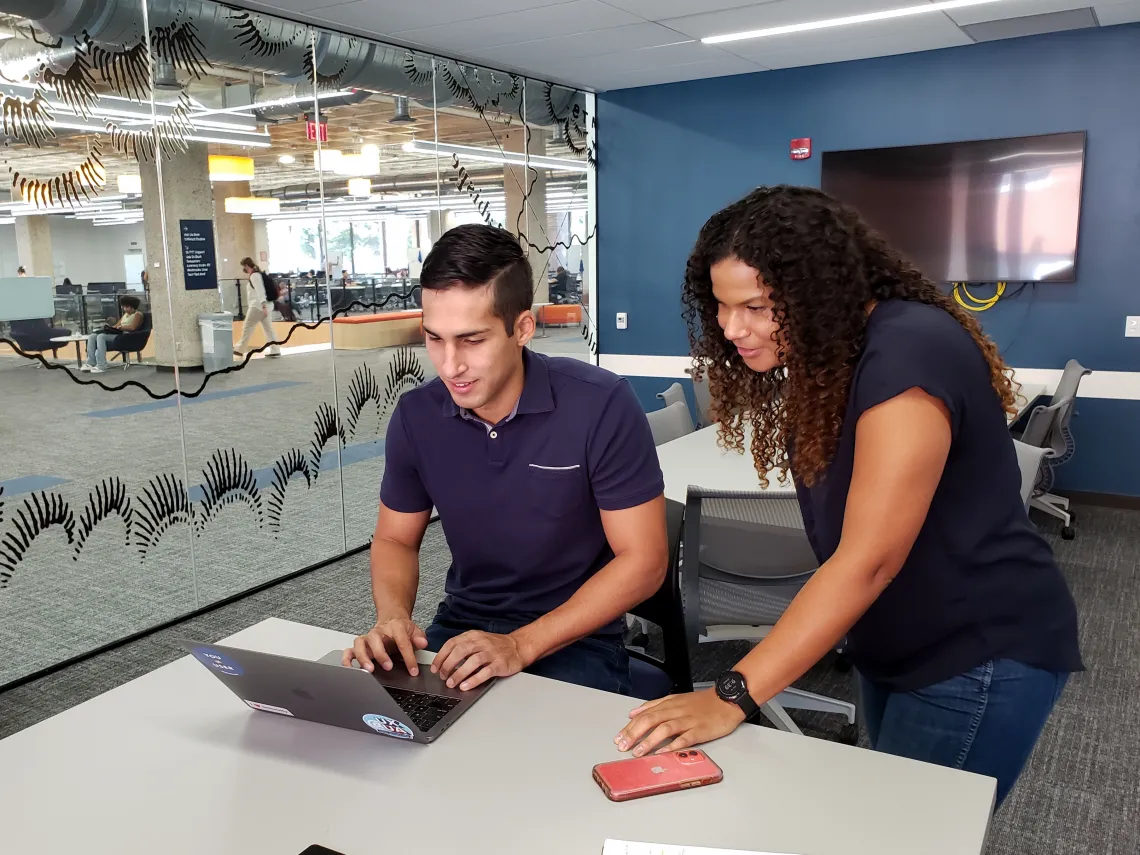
top-left (682, 185), bottom-right (1016, 487)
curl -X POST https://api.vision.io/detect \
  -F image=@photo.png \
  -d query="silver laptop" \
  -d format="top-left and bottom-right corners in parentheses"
top-left (179, 640), bottom-right (493, 743)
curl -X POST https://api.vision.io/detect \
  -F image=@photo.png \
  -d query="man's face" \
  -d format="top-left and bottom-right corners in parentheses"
top-left (422, 284), bottom-right (534, 415)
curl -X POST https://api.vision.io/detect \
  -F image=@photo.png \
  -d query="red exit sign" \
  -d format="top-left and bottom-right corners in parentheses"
top-left (306, 120), bottom-right (328, 142)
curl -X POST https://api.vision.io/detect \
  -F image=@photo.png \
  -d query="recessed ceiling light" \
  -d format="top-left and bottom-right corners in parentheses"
top-left (702, 0), bottom-right (1007, 45)
top-left (278, 154), bottom-right (296, 165)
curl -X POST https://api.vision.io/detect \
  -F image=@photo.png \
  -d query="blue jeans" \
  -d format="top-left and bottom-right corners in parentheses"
top-left (859, 659), bottom-right (1068, 809)
top-left (425, 599), bottom-right (632, 696)
top-left (85, 332), bottom-right (118, 368)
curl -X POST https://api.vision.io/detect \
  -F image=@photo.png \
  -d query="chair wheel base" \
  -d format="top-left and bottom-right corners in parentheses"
top-left (833, 654), bottom-right (852, 673)
top-left (1061, 526), bottom-right (1075, 541)
top-left (839, 723), bottom-right (859, 746)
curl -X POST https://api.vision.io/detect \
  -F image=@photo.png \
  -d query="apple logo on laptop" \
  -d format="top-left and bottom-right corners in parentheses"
top-left (292, 687), bottom-right (315, 701)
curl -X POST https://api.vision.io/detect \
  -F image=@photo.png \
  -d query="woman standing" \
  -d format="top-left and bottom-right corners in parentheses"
top-left (614, 186), bottom-right (1081, 807)
top-left (235, 257), bottom-right (281, 359)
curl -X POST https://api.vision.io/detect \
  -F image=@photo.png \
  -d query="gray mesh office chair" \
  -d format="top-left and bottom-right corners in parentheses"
top-left (685, 367), bottom-right (713, 428)
top-left (646, 400), bottom-right (696, 447)
top-left (656, 382), bottom-right (686, 410)
top-left (1016, 360), bottom-right (1089, 539)
top-left (1012, 439), bottom-right (1048, 511)
top-left (681, 487), bottom-right (856, 739)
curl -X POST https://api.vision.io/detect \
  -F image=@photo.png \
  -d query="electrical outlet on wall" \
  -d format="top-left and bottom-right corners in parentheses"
top-left (1127, 316), bottom-right (1140, 338)
top-left (616, 312), bottom-right (628, 330)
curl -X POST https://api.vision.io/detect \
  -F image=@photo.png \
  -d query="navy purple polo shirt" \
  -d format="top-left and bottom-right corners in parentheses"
top-left (380, 349), bottom-right (664, 624)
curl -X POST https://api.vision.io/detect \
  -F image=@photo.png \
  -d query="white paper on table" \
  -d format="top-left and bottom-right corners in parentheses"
top-left (602, 840), bottom-right (798, 855)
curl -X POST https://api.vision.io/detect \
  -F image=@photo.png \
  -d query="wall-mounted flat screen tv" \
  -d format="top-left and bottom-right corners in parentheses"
top-left (821, 131), bottom-right (1086, 283)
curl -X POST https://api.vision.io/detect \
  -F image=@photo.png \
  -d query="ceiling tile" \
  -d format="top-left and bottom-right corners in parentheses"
top-left (468, 22), bottom-right (693, 65)
top-left (590, 55), bottom-right (764, 90)
top-left (660, 0), bottom-right (912, 41)
top-left (1095, 0), bottom-right (1140, 24)
top-left (962, 8), bottom-right (1098, 41)
top-left (719, 12), bottom-right (969, 59)
top-left (538, 40), bottom-right (728, 76)
top-left (747, 18), bottom-right (972, 69)
top-left (600, 1), bottom-right (779, 20)
top-left (384, 1), bottom-right (642, 53)
top-left (304, 0), bottom-right (574, 34)
top-left (945, 0), bottom-right (1093, 26)
top-left (248, 0), bottom-right (362, 12)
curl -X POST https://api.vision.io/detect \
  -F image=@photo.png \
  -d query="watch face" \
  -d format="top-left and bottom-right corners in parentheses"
top-left (718, 672), bottom-right (746, 699)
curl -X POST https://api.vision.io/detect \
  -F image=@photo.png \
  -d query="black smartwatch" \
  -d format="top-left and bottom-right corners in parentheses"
top-left (715, 670), bottom-right (760, 719)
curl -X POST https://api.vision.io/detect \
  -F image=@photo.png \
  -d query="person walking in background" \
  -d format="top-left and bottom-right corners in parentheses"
top-left (234, 257), bottom-right (281, 359)
top-left (82, 295), bottom-right (143, 374)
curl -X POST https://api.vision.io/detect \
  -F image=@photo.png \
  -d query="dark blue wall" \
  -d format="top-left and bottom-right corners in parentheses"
top-left (599, 24), bottom-right (1140, 496)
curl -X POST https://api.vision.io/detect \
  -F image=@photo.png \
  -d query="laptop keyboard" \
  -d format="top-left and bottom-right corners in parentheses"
top-left (385, 686), bottom-right (461, 733)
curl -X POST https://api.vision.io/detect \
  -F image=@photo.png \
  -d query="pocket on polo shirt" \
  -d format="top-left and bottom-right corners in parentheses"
top-left (527, 463), bottom-right (586, 518)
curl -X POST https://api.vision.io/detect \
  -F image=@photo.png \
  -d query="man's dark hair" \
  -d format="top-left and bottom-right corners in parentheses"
top-left (119, 295), bottom-right (141, 310)
top-left (421, 224), bottom-right (533, 334)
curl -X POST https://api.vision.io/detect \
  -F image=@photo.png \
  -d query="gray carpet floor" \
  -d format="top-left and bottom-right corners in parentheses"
top-left (0, 501), bottom-right (1136, 853)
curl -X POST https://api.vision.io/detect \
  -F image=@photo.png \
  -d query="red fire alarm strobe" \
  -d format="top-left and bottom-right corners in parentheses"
top-left (790, 138), bottom-right (812, 160)
top-left (306, 120), bottom-right (328, 143)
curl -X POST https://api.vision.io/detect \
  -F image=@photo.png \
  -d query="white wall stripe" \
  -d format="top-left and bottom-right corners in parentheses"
top-left (601, 354), bottom-right (1140, 402)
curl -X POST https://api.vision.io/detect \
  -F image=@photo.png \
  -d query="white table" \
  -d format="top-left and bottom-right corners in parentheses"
top-left (658, 424), bottom-right (794, 504)
top-left (0, 617), bottom-right (994, 855)
top-left (50, 333), bottom-right (88, 367)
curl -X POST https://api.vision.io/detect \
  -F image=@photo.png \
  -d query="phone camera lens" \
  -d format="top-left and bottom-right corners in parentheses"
top-left (678, 751), bottom-right (688, 757)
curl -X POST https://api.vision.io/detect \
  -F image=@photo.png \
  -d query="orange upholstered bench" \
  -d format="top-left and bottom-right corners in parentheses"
top-left (536, 304), bottom-right (582, 326)
top-left (332, 310), bottom-right (424, 349)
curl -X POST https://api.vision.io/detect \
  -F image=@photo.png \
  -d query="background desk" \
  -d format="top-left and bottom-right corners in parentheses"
top-left (658, 424), bottom-right (792, 504)
top-left (0, 618), bottom-right (994, 855)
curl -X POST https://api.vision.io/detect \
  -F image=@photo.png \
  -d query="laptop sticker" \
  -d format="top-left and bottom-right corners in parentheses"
top-left (245, 700), bottom-right (294, 716)
top-left (362, 714), bottom-right (415, 739)
top-left (192, 647), bottom-right (244, 677)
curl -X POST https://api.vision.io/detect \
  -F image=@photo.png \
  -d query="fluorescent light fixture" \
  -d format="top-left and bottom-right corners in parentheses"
top-left (193, 89), bottom-right (356, 118)
top-left (278, 154), bottom-right (296, 165)
top-left (348, 178), bottom-right (372, 197)
top-left (224, 196), bottom-right (281, 215)
top-left (401, 141), bottom-right (590, 173)
top-left (0, 216), bottom-right (14, 225)
top-left (117, 174), bottom-right (142, 194)
top-left (209, 155), bottom-right (255, 182)
top-left (702, 0), bottom-right (1007, 44)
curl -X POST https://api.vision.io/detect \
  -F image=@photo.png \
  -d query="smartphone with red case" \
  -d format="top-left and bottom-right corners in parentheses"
top-left (593, 749), bottom-right (723, 801)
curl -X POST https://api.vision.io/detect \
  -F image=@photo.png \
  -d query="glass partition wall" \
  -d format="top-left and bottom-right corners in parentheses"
top-left (0, 0), bottom-right (597, 688)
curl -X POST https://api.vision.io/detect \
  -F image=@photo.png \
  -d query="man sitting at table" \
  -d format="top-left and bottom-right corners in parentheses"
top-left (344, 224), bottom-right (667, 694)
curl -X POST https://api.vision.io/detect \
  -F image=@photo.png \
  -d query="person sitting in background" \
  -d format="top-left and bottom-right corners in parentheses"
top-left (343, 224), bottom-right (668, 695)
top-left (82, 295), bottom-right (142, 374)
top-left (341, 268), bottom-right (352, 286)
top-left (17, 266), bottom-right (26, 277)
top-left (234, 257), bottom-right (282, 359)
top-left (550, 265), bottom-right (572, 303)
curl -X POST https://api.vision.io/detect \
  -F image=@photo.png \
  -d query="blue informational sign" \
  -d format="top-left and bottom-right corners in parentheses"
top-left (179, 219), bottom-right (218, 291)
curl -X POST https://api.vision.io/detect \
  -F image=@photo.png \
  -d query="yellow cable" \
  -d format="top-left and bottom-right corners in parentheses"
top-left (953, 281), bottom-right (1005, 312)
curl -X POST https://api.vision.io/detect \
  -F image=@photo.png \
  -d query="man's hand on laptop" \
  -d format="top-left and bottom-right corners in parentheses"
top-left (431, 630), bottom-right (532, 691)
top-left (344, 615), bottom-right (428, 676)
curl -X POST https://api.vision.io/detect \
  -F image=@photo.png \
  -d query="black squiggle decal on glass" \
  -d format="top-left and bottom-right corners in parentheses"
top-left (345, 365), bottom-right (383, 439)
top-left (23, 26), bottom-right (63, 50)
top-left (402, 52), bottom-right (433, 87)
top-left (38, 50), bottom-right (98, 119)
top-left (0, 492), bottom-right (76, 589)
top-left (151, 12), bottom-right (210, 80)
top-left (198, 449), bottom-right (263, 530)
top-left (309, 403), bottom-right (346, 480)
top-left (0, 290), bottom-right (420, 399)
top-left (451, 153), bottom-right (502, 229)
top-left (11, 142), bottom-right (105, 208)
top-left (304, 49), bottom-right (351, 91)
top-left (106, 93), bottom-right (194, 162)
top-left (266, 448), bottom-right (312, 533)
top-left (84, 33), bottom-right (150, 102)
top-left (134, 473), bottom-right (191, 559)
top-left (1, 92), bottom-right (56, 148)
top-left (383, 347), bottom-right (426, 415)
top-left (227, 8), bottom-right (302, 58)
top-left (74, 478), bottom-right (132, 561)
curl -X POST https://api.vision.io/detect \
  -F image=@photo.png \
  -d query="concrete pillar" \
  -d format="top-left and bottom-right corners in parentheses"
top-left (140, 142), bottom-right (220, 368)
top-left (213, 181), bottom-right (257, 281)
top-left (15, 216), bottom-right (53, 280)
top-left (503, 130), bottom-right (549, 304)
top-left (253, 219), bottom-right (270, 269)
